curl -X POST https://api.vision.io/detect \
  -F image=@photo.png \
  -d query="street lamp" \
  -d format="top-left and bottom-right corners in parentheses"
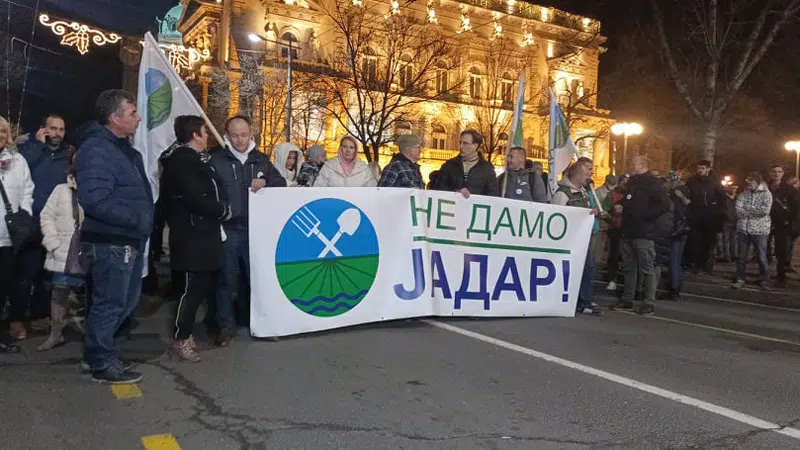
top-left (248, 32), bottom-right (295, 143)
top-left (611, 122), bottom-right (643, 174)
top-left (785, 141), bottom-right (800, 178)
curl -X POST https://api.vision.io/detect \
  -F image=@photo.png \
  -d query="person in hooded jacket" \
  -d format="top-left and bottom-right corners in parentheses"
top-left (208, 116), bottom-right (285, 346)
top-left (314, 136), bottom-right (378, 187)
top-left (273, 142), bottom-right (303, 187)
top-left (732, 172), bottom-right (772, 290)
top-left (161, 116), bottom-right (230, 361)
top-left (297, 145), bottom-right (327, 187)
top-left (685, 160), bottom-right (726, 274)
top-left (771, 176), bottom-right (800, 287)
top-left (658, 171), bottom-right (691, 300)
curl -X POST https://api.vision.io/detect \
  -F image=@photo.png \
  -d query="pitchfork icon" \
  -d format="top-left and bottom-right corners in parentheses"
top-left (291, 207), bottom-right (362, 258)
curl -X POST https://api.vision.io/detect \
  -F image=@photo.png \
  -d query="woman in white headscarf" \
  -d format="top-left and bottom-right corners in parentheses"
top-left (273, 142), bottom-right (303, 187)
top-left (0, 116), bottom-right (33, 352)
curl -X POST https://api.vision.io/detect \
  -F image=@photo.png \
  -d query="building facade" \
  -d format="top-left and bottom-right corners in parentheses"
top-left (176, 0), bottom-right (613, 183)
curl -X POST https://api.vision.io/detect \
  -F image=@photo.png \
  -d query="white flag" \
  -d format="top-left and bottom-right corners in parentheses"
top-left (134, 32), bottom-right (205, 202)
top-left (547, 88), bottom-right (579, 195)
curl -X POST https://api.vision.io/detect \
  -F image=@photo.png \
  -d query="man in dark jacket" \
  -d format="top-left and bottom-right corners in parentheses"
top-left (430, 130), bottom-right (498, 198)
top-left (161, 116), bottom-right (230, 361)
top-left (15, 115), bottom-right (71, 334)
top-left (378, 135), bottom-right (424, 189)
top-left (685, 160), bottom-right (726, 274)
top-left (498, 147), bottom-right (548, 202)
top-left (772, 179), bottom-right (800, 287)
top-left (208, 115), bottom-right (285, 346)
top-left (614, 155), bottom-right (669, 315)
top-left (74, 90), bottom-right (154, 384)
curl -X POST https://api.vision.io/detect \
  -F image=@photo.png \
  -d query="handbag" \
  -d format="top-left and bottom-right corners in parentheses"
top-left (64, 188), bottom-right (89, 276)
top-left (0, 176), bottom-right (35, 254)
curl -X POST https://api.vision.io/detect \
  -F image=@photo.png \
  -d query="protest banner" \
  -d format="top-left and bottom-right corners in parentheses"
top-left (249, 188), bottom-right (594, 338)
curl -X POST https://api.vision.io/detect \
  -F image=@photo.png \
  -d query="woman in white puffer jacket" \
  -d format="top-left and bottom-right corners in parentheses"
top-left (37, 152), bottom-right (85, 351)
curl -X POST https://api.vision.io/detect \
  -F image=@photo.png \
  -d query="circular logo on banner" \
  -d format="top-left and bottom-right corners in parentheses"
top-left (275, 198), bottom-right (379, 318)
top-left (144, 69), bottom-right (172, 131)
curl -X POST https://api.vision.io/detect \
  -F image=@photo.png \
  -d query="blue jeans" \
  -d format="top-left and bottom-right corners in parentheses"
top-left (735, 233), bottom-right (769, 284)
top-left (578, 244), bottom-right (595, 308)
top-left (668, 235), bottom-right (688, 293)
top-left (216, 229), bottom-right (250, 330)
top-left (82, 243), bottom-right (144, 371)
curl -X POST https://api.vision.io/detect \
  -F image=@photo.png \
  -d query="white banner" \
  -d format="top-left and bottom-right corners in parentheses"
top-left (249, 188), bottom-right (593, 338)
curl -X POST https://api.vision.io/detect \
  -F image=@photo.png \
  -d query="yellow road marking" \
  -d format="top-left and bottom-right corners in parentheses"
top-left (111, 384), bottom-right (142, 399)
top-left (614, 310), bottom-right (800, 347)
top-left (141, 434), bottom-right (181, 450)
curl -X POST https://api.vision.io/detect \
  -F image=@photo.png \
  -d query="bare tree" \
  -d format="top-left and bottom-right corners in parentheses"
top-left (650, 0), bottom-right (800, 161)
top-left (464, 37), bottom-right (529, 164)
top-left (312, 0), bottom-right (462, 163)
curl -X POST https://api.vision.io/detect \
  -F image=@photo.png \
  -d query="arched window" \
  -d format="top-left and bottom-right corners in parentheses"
top-left (362, 47), bottom-right (378, 83)
top-left (435, 61), bottom-right (449, 93)
top-left (501, 72), bottom-right (513, 103)
top-left (399, 54), bottom-right (413, 89)
top-left (469, 67), bottom-right (483, 99)
top-left (431, 123), bottom-right (447, 150)
top-left (281, 32), bottom-right (299, 59)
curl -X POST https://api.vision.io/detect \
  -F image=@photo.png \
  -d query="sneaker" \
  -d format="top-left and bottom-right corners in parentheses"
top-left (81, 359), bottom-right (133, 373)
top-left (577, 302), bottom-right (603, 316)
top-left (169, 337), bottom-right (201, 362)
top-left (731, 279), bottom-right (745, 289)
top-left (610, 300), bottom-right (633, 310)
top-left (634, 302), bottom-right (655, 316)
top-left (91, 365), bottom-right (142, 385)
top-left (606, 281), bottom-right (618, 291)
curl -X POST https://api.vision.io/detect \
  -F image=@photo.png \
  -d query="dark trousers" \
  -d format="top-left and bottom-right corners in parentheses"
top-left (621, 238), bottom-right (657, 303)
top-left (606, 229), bottom-right (622, 282)
top-left (12, 243), bottom-right (51, 321)
top-left (668, 235), bottom-right (688, 293)
top-left (774, 228), bottom-right (797, 280)
top-left (578, 245), bottom-right (595, 308)
top-left (689, 223), bottom-right (717, 273)
top-left (174, 270), bottom-right (218, 340)
top-left (83, 243), bottom-right (144, 372)
top-left (216, 229), bottom-right (250, 330)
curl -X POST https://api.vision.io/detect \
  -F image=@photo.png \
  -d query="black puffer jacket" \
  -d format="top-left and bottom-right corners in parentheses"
top-left (160, 145), bottom-right (228, 272)
top-left (431, 153), bottom-right (499, 197)
top-left (208, 146), bottom-right (286, 230)
top-left (771, 183), bottom-right (800, 233)
top-left (686, 174), bottom-right (727, 230)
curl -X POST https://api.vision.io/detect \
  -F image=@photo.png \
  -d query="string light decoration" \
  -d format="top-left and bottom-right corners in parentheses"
top-left (384, 0), bottom-right (400, 18)
top-left (457, 8), bottom-right (472, 34)
top-left (39, 14), bottom-right (121, 55)
top-left (427, 0), bottom-right (438, 23)
top-left (490, 16), bottom-right (503, 40)
top-left (139, 41), bottom-right (211, 73)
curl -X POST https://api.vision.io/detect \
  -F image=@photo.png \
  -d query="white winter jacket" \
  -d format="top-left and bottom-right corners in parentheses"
top-left (0, 147), bottom-right (34, 248)
top-left (40, 177), bottom-right (83, 272)
top-left (313, 157), bottom-right (378, 188)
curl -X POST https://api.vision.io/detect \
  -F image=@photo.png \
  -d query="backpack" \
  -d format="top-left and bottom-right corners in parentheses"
top-left (652, 192), bottom-right (675, 239)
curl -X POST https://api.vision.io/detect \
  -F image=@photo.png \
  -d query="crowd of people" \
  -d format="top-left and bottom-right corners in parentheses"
top-left (0, 88), bottom-right (797, 385)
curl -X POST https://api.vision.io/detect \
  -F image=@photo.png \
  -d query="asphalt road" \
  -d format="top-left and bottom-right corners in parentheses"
top-left (1, 292), bottom-right (800, 450)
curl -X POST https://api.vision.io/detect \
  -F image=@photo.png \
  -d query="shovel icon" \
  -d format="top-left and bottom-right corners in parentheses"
top-left (318, 208), bottom-right (361, 258)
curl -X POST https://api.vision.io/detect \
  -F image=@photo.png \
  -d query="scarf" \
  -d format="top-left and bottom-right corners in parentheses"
top-left (339, 148), bottom-right (357, 177)
top-left (224, 136), bottom-right (255, 164)
top-left (462, 153), bottom-right (480, 175)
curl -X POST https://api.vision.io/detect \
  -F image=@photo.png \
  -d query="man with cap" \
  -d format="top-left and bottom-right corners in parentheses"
top-left (378, 135), bottom-right (424, 189)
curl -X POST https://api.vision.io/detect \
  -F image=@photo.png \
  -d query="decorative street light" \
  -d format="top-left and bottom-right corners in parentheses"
top-left (785, 141), bottom-right (800, 178)
top-left (248, 32), bottom-right (297, 143)
top-left (611, 122), bottom-right (643, 175)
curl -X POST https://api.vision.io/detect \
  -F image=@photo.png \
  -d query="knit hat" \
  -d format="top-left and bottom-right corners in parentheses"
top-left (666, 171), bottom-right (681, 184)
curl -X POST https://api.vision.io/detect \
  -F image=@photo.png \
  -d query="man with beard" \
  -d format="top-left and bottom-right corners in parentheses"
top-left (13, 115), bottom-right (71, 339)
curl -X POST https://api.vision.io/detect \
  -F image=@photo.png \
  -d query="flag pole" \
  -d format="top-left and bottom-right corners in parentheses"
top-left (501, 70), bottom-right (526, 199)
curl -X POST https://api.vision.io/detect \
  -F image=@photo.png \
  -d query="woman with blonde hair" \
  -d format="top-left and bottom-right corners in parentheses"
top-left (313, 136), bottom-right (377, 187)
top-left (0, 116), bottom-right (34, 351)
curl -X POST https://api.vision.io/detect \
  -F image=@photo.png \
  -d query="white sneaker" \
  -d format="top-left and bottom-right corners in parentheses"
top-left (606, 281), bottom-right (618, 291)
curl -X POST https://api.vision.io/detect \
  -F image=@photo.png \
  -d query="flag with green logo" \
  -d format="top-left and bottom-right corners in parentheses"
top-left (547, 88), bottom-right (578, 194)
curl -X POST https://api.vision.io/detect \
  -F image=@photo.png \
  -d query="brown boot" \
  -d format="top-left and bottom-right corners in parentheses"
top-left (169, 337), bottom-right (200, 362)
top-left (215, 328), bottom-right (233, 347)
top-left (9, 322), bottom-right (27, 340)
top-left (38, 286), bottom-right (70, 351)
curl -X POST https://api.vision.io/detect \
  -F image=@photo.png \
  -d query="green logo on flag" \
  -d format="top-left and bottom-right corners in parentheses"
top-left (145, 69), bottom-right (172, 131)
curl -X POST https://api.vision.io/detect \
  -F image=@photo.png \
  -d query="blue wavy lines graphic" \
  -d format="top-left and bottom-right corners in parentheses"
top-left (289, 290), bottom-right (369, 307)
top-left (306, 301), bottom-right (359, 315)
